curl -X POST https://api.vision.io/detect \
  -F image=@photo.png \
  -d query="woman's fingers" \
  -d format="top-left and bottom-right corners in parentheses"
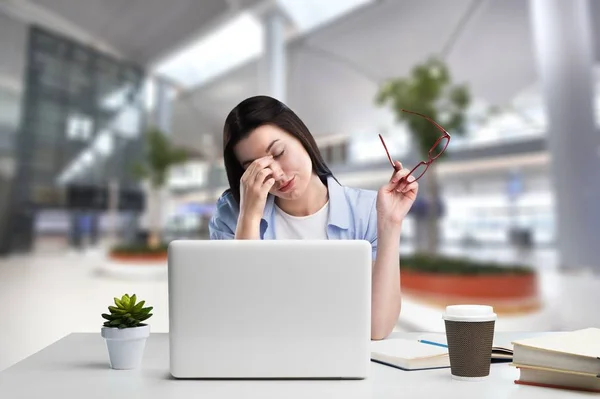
top-left (261, 176), bottom-right (276, 193)
top-left (387, 161), bottom-right (419, 194)
top-left (400, 176), bottom-right (418, 194)
top-left (390, 168), bottom-right (409, 186)
top-left (255, 167), bottom-right (274, 184)
top-left (243, 155), bottom-right (274, 184)
top-left (394, 173), bottom-right (413, 192)
top-left (389, 162), bottom-right (402, 180)
top-left (388, 162), bottom-right (405, 184)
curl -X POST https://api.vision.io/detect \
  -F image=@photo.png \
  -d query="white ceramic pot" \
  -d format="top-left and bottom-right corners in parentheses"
top-left (101, 325), bottom-right (150, 370)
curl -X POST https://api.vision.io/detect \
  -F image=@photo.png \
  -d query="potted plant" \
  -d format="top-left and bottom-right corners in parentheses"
top-left (107, 127), bottom-right (188, 264)
top-left (101, 293), bottom-right (154, 370)
top-left (375, 57), bottom-right (471, 254)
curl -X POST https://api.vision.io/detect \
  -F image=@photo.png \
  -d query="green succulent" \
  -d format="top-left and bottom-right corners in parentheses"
top-left (102, 293), bottom-right (153, 329)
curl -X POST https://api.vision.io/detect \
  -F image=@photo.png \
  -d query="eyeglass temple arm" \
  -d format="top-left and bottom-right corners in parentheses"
top-left (378, 134), bottom-right (398, 168)
top-left (400, 109), bottom-right (451, 137)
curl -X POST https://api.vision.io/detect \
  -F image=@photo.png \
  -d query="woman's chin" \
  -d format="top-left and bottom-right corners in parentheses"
top-left (275, 190), bottom-right (297, 200)
top-left (274, 185), bottom-right (304, 200)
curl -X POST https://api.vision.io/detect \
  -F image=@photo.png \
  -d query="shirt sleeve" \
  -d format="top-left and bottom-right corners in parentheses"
top-left (208, 214), bottom-right (235, 239)
top-left (208, 194), bottom-right (236, 240)
top-left (364, 195), bottom-right (378, 262)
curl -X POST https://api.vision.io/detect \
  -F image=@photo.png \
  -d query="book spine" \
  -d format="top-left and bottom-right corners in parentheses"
top-left (514, 380), bottom-right (600, 393)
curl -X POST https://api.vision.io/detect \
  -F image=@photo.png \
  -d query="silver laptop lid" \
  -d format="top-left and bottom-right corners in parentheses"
top-left (168, 239), bottom-right (372, 379)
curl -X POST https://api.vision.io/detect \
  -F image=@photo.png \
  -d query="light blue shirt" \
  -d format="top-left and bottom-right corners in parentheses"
top-left (208, 175), bottom-right (379, 261)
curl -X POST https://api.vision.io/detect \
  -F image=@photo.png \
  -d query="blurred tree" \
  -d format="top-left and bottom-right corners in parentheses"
top-left (132, 127), bottom-right (188, 249)
top-left (375, 57), bottom-right (471, 254)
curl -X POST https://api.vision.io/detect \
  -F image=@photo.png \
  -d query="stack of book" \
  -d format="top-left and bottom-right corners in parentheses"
top-left (512, 328), bottom-right (600, 393)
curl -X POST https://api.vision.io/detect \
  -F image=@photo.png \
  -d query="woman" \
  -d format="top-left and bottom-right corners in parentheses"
top-left (209, 95), bottom-right (418, 340)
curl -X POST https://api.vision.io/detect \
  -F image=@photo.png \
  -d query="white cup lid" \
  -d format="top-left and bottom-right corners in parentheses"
top-left (442, 305), bottom-right (497, 322)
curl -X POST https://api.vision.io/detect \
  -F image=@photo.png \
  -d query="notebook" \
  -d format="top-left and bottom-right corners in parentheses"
top-left (417, 333), bottom-right (514, 361)
top-left (511, 328), bottom-right (600, 375)
top-left (370, 338), bottom-right (450, 370)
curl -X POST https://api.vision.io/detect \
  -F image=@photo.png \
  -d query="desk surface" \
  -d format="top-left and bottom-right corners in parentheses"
top-left (0, 331), bottom-right (590, 398)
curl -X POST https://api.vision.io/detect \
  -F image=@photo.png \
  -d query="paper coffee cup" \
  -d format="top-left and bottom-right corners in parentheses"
top-left (442, 305), bottom-right (497, 381)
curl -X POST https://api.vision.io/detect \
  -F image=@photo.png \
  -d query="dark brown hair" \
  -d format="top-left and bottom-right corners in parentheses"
top-left (222, 95), bottom-right (337, 205)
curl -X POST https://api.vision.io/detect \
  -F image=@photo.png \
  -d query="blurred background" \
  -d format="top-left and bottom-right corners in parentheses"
top-left (0, 0), bottom-right (599, 371)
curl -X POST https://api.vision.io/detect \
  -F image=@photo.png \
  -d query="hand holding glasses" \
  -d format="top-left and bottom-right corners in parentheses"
top-left (379, 109), bottom-right (451, 182)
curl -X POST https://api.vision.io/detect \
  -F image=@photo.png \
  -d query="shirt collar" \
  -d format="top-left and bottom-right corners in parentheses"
top-left (261, 175), bottom-right (349, 238)
top-left (325, 175), bottom-right (350, 229)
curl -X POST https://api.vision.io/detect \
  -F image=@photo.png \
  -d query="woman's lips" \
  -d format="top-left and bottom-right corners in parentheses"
top-left (279, 176), bottom-right (295, 192)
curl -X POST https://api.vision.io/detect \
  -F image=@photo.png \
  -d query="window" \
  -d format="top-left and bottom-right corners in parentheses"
top-left (154, 12), bottom-right (264, 88)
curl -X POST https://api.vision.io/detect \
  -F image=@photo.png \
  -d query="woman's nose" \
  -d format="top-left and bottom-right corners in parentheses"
top-left (270, 164), bottom-right (285, 180)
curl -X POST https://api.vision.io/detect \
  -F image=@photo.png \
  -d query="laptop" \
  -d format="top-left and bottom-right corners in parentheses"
top-left (168, 239), bottom-right (372, 379)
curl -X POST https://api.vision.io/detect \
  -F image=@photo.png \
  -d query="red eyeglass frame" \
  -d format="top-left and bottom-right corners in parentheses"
top-left (378, 109), bottom-right (451, 182)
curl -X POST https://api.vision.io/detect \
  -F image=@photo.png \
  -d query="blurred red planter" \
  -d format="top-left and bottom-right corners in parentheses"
top-left (109, 252), bottom-right (167, 263)
top-left (400, 270), bottom-right (538, 300)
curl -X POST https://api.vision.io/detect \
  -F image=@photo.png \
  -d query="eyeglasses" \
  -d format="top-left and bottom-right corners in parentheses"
top-left (378, 109), bottom-right (451, 182)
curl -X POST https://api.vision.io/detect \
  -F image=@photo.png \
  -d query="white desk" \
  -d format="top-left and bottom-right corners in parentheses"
top-left (0, 332), bottom-right (590, 398)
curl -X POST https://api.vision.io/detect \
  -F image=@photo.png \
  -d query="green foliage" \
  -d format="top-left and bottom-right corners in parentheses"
top-left (110, 243), bottom-right (168, 255)
top-left (375, 57), bottom-right (471, 158)
top-left (102, 294), bottom-right (153, 329)
top-left (132, 127), bottom-right (188, 189)
top-left (401, 253), bottom-right (534, 275)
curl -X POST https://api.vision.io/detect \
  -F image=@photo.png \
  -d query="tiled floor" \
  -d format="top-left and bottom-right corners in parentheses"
top-left (0, 241), bottom-right (598, 372)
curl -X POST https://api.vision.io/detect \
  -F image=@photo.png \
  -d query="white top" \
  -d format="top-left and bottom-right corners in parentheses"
top-left (273, 200), bottom-right (329, 239)
top-left (0, 332), bottom-right (575, 398)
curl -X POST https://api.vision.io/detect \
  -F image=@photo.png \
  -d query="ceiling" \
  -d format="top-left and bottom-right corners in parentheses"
top-left (2, 0), bottom-right (600, 159)
top-left (0, 0), bottom-right (263, 141)
top-left (1, 0), bottom-right (263, 66)
top-left (170, 0), bottom-right (600, 156)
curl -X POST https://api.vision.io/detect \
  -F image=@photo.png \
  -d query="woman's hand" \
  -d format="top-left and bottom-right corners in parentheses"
top-left (239, 155), bottom-right (276, 221)
top-left (376, 161), bottom-right (419, 228)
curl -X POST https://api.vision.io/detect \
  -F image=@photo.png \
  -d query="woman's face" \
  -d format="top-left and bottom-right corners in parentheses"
top-left (233, 124), bottom-right (313, 200)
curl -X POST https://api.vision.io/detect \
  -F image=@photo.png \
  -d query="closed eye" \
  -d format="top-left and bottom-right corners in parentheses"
top-left (274, 150), bottom-right (285, 158)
